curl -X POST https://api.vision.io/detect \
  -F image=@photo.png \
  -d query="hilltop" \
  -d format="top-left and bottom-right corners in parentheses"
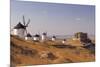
top-left (10, 35), bottom-right (95, 67)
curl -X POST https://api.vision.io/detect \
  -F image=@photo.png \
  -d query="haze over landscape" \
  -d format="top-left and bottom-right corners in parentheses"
top-left (11, 0), bottom-right (95, 36)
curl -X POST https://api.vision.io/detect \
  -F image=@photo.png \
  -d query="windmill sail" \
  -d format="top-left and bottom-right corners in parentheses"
top-left (23, 15), bottom-right (25, 26)
top-left (22, 15), bottom-right (30, 35)
top-left (26, 19), bottom-right (30, 27)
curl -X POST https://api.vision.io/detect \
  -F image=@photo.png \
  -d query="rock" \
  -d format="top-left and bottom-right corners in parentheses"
top-left (39, 51), bottom-right (57, 60)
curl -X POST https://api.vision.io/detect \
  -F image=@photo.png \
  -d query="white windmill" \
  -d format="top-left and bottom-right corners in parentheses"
top-left (33, 34), bottom-right (40, 41)
top-left (12, 15), bottom-right (30, 38)
top-left (41, 32), bottom-right (47, 41)
top-left (62, 39), bottom-right (66, 44)
top-left (25, 33), bottom-right (32, 40)
top-left (51, 36), bottom-right (56, 41)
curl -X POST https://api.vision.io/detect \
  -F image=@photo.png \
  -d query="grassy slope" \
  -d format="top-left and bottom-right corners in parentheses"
top-left (11, 36), bottom-right (95, 66)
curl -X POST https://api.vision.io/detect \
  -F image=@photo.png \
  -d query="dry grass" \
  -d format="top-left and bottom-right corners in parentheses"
top-left (10, 36), bottom-right (95, 67)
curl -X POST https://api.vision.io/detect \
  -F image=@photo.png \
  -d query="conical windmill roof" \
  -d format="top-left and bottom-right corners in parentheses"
top-left (14, 22), bottom-right (26, 29)
top-left (53, 36), bottom-right (56, 38)
top-left (34, 34), bottom-right (40, 37)
top-left (26, 33), bottom-right (32, 37)
top-left (42, 32), bottom-right (47, 35)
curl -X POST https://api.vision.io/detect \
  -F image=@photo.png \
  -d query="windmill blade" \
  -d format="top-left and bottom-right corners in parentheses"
top-left (23, 15), bottom-right (25, 25)
top-left (26, 19), bottom-right (30, 27)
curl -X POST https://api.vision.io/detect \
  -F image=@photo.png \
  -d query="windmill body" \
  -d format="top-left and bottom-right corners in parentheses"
top-left (51, 36), bottom-right (56, 41)
top-left (62, 39), bottom-right (66, 44)
top-left (41, 32), bottom-right (47, 41)
top-left (25, 33), bottom-right (32, 40)
top-left (13, 22), bottom-right (26, 38)
top-left (12, 16), bottom-right (30, 39)
top-left (33, 34), bottom-right (40, 41)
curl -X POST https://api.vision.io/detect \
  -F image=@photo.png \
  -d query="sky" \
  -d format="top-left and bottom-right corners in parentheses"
top-left (11, 0), bottom-right (95, 36)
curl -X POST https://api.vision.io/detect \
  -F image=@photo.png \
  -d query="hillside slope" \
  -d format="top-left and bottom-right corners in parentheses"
top-left (10, 36), bottom-right (95, 67)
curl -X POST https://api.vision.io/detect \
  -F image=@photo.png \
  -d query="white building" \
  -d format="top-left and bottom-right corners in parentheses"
top-left (62, 39), bottom-right (66, 44)
top-left (12, 22), bottom-right (26, 38)
top-left (41, 32), bottom-right (47, 41)
top-left (51, 36), bottom-right (56, 41)
top-left (25, 33), bottom-right (32, 40)
top-left (33, 34), bottom-right (40, 41)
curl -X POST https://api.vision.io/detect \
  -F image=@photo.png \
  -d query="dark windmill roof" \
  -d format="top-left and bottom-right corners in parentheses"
top-left (26, 33), bottom-right (32, 37)
top-left (43, 32), bottom-right (47, 35)
top-left (63, 39), bottom-right (66, 41)
top-left (53, 36), bottom-right (56, 38)
top-left (14, 22), bottom-right (25, 29)
top-left (34, 34), bottom-right (40, 37)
